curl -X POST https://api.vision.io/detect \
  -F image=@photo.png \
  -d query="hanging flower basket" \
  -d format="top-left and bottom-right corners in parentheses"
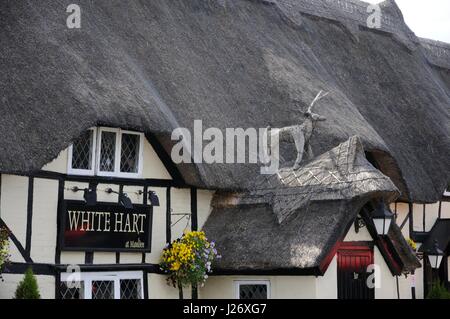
top-left (160, 231), bottom-right (220, 299)
top-left (0, 226), bottom-right (10, 280)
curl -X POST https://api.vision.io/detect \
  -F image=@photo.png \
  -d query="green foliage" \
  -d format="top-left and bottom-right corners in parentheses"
top-left (14, 268), bottom-right (41, 299)
top-left (427, 280), bottom-right (450, 299)
top-left (0, 226), bottom-right (10, 277)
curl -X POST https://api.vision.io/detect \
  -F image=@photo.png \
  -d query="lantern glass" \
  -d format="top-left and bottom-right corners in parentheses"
top-left (428, 254), bottom-right (443, 269)
top-left (373, 216), bottom-right (392, 236)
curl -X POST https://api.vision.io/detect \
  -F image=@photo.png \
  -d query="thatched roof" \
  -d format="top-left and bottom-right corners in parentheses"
top-left (236, 136), bottom-right (400, 223)
top-left (204, 197), bottom-right (419, 274)
top-left (204, 138), bottom-right (419, 273)
top-left (1, 0), bottom-right (450, 203)
top-left (204, 200), bottom-right (362, 273)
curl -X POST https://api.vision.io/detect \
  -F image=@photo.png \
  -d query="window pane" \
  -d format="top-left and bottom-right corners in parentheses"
top-left (99, 132), bottom-right (116, 172)
top-left (71, 130), bottom-right (94, 170)
top-left (120, 134), bottom-right (140, 173)
top-left (120, 279), bottom-right (142, 299)
top-left (92, 280), bottom-right (115, 299)
top-left (239, 284), bottom-right (268, 299)
top-left (60, 281), bottom-right (84, 299)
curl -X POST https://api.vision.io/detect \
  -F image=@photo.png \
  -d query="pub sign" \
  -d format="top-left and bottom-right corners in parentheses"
top-left (60, 200), bottom-right (153, 252)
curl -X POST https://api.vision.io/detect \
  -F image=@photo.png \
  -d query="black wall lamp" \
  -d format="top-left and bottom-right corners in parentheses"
top-left (105, 188), bottom-right (133, 209)
top-left (371, 202), bottom-right (394, 236)
top-left (427, 240), bottom-right (444, 269)
top-left (355, 201), bottom-right (394, 236)
top-left (137, 190), bottom-right (160, 206)
top-left (71, 186), bottom-right (97, 206)
top-left (354, 216), bottom-right (366, 233)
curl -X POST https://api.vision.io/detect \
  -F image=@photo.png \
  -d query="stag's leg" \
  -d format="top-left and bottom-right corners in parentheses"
top-left (293, 132), bottom-right (305, 170)
top-left (307, 143), bottom-right (314, 160)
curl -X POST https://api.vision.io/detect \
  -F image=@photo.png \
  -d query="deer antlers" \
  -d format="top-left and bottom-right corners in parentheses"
top-left (307, 90), bottom-right (329, 114)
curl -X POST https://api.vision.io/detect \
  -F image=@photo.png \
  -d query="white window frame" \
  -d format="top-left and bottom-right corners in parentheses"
top-left (67, 128), bottom-right (97, 176)
top-left (116, 129), bottom-right (144, 178)
top-left (96, 127), bottom-right (144, 178)
top-left (234, 280), bottom-right (271, 299)
top-left (60, 271), bottom-right (144, 299)
top-left (67, 127), bottom-right (144, 178)
top-left (96, 127), bottom-right (121, 177)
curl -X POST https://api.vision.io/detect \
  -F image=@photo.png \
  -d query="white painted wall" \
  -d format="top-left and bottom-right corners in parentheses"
top-left (148, 273), bottom-right (191, 299)
top-left (404, 200), bottom-right (450, 233)
top-left (442, 201), bottom-right (450, 219)
top-left (30, 178), bottom-right (58, 263)
top-left (60, 251), bottom-right (84, 265)
top-left (0, 175), bottom-right (28, 262)
top-left (141, 140), bottom-right (172, 180)
top-left (170, 187), bottom-right (192, 240)
top-left (316, 256), bottom-right (337, 299)
top-left (197, 189), bottom-right (214, 230)
top-left (393, 202), bottom-right (410, 238)
top-left (412, 203), bottom-right (423, 233)
top-left (344, 215), bottom-right (372, 242)
top-left (424, 202), bottom-right (440, 232)
top-left (374, 247), bottom-right (397, 299)
top-left (42, 149), bottom-right (68, 174)
top-left (145, 187), bottom-right (167, 264)
top-left (200, 276), bottom-right (317, 299)
top-left (414, 259), bottom-right (425, 299)
top-left (0, 274), bottom-right (55, 299)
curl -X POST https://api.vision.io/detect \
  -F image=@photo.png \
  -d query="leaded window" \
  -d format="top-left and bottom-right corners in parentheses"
top-left (99, 131), bottom-right (116, 172)
top-left (60, 281), bottom-right (84, 299)
top-left (71, 130), bottom-right (94, 170)
top-left (120, 133), bottom-right (141, 173)
top-left (120, 279), bottom-right (142, 299)
top-left (92, 280), bottom-right (115, 299)
top-left (237, 282), bottom-right (269, 299)
top-left (60, 271), bottom-right (143, 299)
top-left (68, 128), bottom-right (143, 177)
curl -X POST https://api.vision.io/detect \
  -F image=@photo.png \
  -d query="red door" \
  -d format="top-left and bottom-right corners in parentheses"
top-left (337, 242), bottom-right (375, 300)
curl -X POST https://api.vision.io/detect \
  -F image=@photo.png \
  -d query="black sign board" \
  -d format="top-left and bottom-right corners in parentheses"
top-left (60, 200), bottom-right (153, 252)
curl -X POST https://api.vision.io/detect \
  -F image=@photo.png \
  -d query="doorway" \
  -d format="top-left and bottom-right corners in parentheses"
top-left (337, 242), bottom-right (375, 299)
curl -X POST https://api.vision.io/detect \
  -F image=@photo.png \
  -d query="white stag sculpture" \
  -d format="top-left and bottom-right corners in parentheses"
top-left (267, 91), bottom-right (329, 170)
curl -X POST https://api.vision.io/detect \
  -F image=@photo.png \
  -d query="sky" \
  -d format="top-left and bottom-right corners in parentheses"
top-left (365, 0), bottom-right (450, 42)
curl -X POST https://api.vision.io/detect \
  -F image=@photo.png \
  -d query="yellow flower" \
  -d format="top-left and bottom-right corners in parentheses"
top-left (171, 261), bottom-right (181, 271)
top-left (407, 238), bottom-right (417, 251)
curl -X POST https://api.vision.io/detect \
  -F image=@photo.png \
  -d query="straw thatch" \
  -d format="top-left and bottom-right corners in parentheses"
top-left (204, 197), bottom-right (420, 273)
top-left (2, 0), bottom-right (437, 273)
top-left (238, 136), bottom-right (400, 223)
top-left (1, 0), bottom-right (449, 202)
top-left (204, 137), bottom-right (419, 272)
